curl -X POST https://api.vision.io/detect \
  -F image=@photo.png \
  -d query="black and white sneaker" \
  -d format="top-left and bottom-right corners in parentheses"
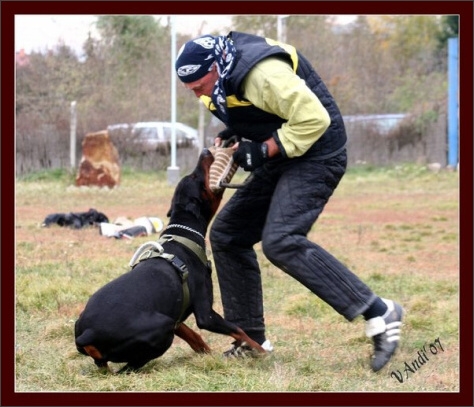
top-left (365, 298), bottom-right (404, 372)
top-left (223, 339), bottom-right (273, 358)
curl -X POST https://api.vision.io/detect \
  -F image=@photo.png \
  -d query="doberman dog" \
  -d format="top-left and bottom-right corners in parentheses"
top-left (74, 149), bottom-right (265, 373)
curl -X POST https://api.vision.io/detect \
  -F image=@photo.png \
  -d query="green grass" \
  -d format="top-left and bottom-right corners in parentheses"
top-left (14, 164), bottom-right (460, 393)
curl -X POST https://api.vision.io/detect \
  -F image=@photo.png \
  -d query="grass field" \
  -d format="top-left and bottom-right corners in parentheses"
top-left (14, 164), bottom-right (460, 395)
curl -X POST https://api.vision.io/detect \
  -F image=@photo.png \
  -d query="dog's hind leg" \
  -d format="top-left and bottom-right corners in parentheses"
top-left (175, 323), bottom-right (211, 353)
top-left (194, 309), bottom-right (265, 355)
top-left (83, 345), bottom-right (110, 372)
top-left (228, 327), bottom-right (266, 355)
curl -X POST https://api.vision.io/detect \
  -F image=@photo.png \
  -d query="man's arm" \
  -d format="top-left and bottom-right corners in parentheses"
top-left (242, 57), bottom-right (330, 158)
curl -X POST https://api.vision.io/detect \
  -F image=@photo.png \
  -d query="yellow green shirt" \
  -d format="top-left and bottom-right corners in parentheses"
top-left (241, 57), bottom-right (330, 158)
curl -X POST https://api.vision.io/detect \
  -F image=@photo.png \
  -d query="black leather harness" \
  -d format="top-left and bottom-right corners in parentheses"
top-left (129, 234), bottom-right (209, 326)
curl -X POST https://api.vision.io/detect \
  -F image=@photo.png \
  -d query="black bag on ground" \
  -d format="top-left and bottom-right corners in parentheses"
top-left (42, 208), bottom-right (109, 229)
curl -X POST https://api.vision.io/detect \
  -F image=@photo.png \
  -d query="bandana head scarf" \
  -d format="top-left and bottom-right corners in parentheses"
top-left (175, 35), bottom-right (216, 83)
top-left (175, 35), bottom-right (236, 123)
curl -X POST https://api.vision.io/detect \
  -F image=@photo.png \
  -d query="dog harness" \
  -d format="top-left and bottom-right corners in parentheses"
top-left (129, 234), bottom-right (210, 326)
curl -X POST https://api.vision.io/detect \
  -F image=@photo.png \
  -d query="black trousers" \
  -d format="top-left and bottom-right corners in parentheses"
top-left (210, 149), bottom-right (377, 337)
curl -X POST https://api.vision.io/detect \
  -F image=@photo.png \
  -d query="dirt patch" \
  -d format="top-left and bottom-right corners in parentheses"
top-left (16, 179), bottom-right (459, 283)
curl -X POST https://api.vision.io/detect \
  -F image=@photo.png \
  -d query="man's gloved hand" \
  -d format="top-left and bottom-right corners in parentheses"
top-left (218, 127), bottom-right (235, 140)
top-left (232, 141), bottom-right (268, 171)
top-left (215, 128), bottom-right (240, 147)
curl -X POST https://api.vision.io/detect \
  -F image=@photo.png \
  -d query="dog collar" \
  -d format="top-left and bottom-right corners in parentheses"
top-left (164, 224), bottom-right (205, 241)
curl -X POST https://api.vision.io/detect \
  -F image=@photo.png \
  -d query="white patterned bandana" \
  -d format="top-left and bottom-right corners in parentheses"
top-left (211, 35), bottom-right (236, 123)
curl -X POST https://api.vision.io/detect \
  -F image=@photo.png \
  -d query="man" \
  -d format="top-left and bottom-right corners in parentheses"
top-left (175, 31), bottom-right (404, 372)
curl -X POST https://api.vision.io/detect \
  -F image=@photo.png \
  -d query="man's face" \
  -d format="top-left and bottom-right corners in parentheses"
top-left (183, 63), bottom-right (219, 98)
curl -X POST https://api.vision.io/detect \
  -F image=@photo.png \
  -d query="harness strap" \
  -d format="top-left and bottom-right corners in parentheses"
top-left (163, 254), bottom-right (190, 326)
top-left (128, 234), bottom-right (209, 326)
top-left (158, 234), bottom-right (208, 266)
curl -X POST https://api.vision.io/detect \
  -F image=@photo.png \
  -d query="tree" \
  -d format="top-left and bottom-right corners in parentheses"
top-left (231, 15), bottom-right (278, 38)
top-left (437, 15), bottom-right (459, 46)
top-left (16, 44), bottom-right (84, 172)
top-left (96, 15), bottom-right (166, 62)
top-left (83, 15), bottom-right (172, 127)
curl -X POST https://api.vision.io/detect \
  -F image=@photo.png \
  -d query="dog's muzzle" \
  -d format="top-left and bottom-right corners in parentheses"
top-left (208, 145), bottom-right (240, 193)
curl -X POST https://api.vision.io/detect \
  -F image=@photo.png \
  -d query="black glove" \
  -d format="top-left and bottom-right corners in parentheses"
top-left (232, 141), bottom-right (268, 171)
top-left (215, 128), bottom-right (241, 147)
top-left (218, 127), bottom-right (235, 140)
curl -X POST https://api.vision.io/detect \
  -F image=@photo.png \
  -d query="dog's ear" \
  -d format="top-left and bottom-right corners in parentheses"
top-left (166, 207), bottom-right (172, 218)
top-left (185, 198), bottom-right (202, 219)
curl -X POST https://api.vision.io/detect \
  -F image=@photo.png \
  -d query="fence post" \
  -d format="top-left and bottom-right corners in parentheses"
top-left (70, 101), bottom-right (77, 170)
top-left (447, 37), bottom-right (459, 168)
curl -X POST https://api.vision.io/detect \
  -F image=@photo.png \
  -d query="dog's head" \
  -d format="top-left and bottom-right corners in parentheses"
top-left (166, 149), bottom-right (224, 226)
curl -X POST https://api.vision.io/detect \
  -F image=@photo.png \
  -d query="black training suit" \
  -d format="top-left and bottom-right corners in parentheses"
top-left (209, 32), bottom-right (377, 340)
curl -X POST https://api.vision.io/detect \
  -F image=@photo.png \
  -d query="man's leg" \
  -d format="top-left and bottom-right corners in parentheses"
top-left (261, 151), bottom-right (404, 370)
top-left (210, 171), bottom-right (275, 343)
top-left (261, 151), bottom-right (377, 320)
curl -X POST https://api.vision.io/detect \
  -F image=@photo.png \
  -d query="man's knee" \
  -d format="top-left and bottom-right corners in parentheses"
top-left (262, 231), bottom-right (288, 265)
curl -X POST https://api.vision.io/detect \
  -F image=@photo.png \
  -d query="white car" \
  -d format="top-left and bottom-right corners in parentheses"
top-left (131, 121), bottom-right (199, 153)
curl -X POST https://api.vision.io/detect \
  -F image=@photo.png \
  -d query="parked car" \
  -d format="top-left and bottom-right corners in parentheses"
top-left (131, 121), bottom-right (199, 154)
top-left (107, 122), bottom-right (199, 153)
top-left (343, 114), bottom-right (408, 135)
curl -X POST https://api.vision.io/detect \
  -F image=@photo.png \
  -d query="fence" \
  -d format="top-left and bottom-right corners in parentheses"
top-left (345, 113), bottom-right (448, 167)
top-left (15, 112), bottom-right (449, 176)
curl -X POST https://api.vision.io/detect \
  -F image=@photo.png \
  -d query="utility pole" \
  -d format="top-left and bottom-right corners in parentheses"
top-left (167, 15), bottom-right (180, 185)
top-left (277, 15), bottom-right (289, 43)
